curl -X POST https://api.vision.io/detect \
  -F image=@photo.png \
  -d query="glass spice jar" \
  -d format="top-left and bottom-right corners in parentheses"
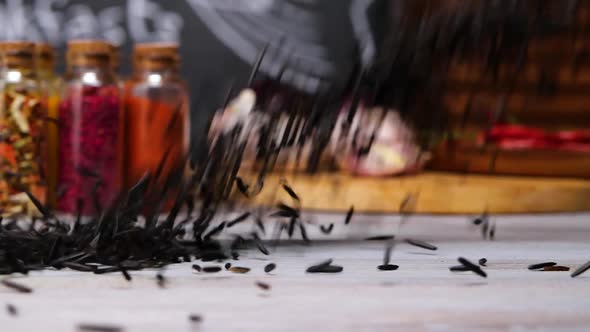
top-left (35, 43), bottom-right (61, 209)
top-left (0, 41), bottom-right (48, 217)
top-left (123, 43), bottom-right (189, 197)
top-left (58, 40), bottom-right (122, 215)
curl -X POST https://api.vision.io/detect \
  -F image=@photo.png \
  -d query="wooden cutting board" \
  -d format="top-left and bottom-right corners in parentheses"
top-left (235, 171), bottom-right (590, 214)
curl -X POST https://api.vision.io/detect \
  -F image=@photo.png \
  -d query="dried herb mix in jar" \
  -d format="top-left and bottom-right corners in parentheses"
top-left (0, 41), bottom-right (48, 217)
top-left (58, 40), bottom-right (122, 215)
top-left (123, 43), bottom-right (189, 203)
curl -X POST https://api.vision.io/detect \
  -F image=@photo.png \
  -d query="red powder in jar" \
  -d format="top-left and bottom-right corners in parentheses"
top-left (58, 85), bottom-right (122, 214)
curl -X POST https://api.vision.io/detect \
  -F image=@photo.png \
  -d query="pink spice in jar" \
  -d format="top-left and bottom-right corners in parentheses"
top-left (58, 85), bottom-right (121, 214)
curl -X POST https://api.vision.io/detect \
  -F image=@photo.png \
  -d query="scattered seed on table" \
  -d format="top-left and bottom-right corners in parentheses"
top-left (365, 235), bottom-right (395, 241)
top-left (1, 280), bottom-right (32, 293)
top-left (119, 266), bottom-right (132, 282)
top-left (571, 261), bottom-right (590, 278)
top-left (306, 260), bottom-right (343, 273)
top-left (156, 272), bottom-right (166, 288)
top-left (449, 265), bottom-right (470, 272)
top-left (377, 264), bottom-right (399, 271)
top-left (203, 266), bottom-right (222, 273)
top-left (192, 264), bottom-right (201, 272)
top-left (457, 257), bottom-right (487, 278)
top-left (264, 263), bottom-right (276, 273)
top-left (229, 267), bottom-right (251, 274)
top-left (478, 258), bottom-right (487, 266)
top-left (188, 314), bottom-right (203, 323)
top-left (255, 281), bottom-right (271, 291)
top-left (77, 323), bottom-right (123, 332)
top-left (528, 262), bottom-right (557, 270)
top-left (6, 304), bottom-right (17, 316)
top-left (319, 223), bottom-right (334, 234)
top-left (405, 238), bottom-right (437, 251)
top-left (543, 266), bottom-right (570, 272)
top-left (225, 263), bottom-right (232, 270)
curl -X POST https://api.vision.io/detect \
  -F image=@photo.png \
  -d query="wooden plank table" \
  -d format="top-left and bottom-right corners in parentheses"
top-left (2, 213), bottom-right (590, 332)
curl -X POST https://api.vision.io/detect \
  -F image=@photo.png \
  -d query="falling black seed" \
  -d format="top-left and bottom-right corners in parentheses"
top-left (481, 221), bottom-right (489, 240)
top-left (287, 218), bottom-right (297, 237)
top-left (255, 238), bottom-right (270, 256)
top-left (528, 262), bottom-right (557, 270)
top-left (271, 210), bottom-right (298, 219)
top-left (319, 223), bottom-right (334, 234)
top-left (188, 314), bottom-right (203, 323)
top-left (277, 203), bottom-right (299, 217)
top-left (227, 212), bottom-right (251, 228)
top-left (571, 261), bottom-right (590, 278)
top-left (377, 264), bottom-right (399, 271)
top-left (229, 267), bottom-right (251, 274)
top-left (77, 324), bottom-right (123, 332)
top-left (457, 257), bottom-right (487, 278)
top-left (344, 206), bottom-right (354, 225)
top-left (264, 263), bottom-right (276, 273)
top-left (156, 272), bottom-right (166, 288)
top-left (192, 264), bottom-right (202, 272)
top-left (449, 265), bottom-right (470, 272)
top-left (383, 241), bottom-right (394, 265)
top-left (1, 279), bottom-right (32, 293)
top-left (472, 218), bottom-right (484, 225)
top-left (404, 238), bottom-right (437, 251)
top-left (6, 303), bottom-right (17, 316)
top-left (235, 177), bottom-right (249, 197)
top-left (203, 222), bottom-right (227, 241)
top-left (255, 281), bottom-right (271, 291)
top-left (282, 183), bottom-right (300, 202)
top-left (478, 258), bottom-right (487, 266)
top-left (25, 191), bottom-right (51, 219)
top-left (119, 266), bottom-right (132, 282)
top-left (489, 223), bottom-right (496, 240)
top-left (365, 235), bottom-right (395, 241)
top-left (543, 266), bottom-right (570, 272)
top-left (225, 263), bottom-right (232, 270)
top-left (202, 266), bottom-right (222, 273)
top-left (299, 223), bottom-right (310, 243)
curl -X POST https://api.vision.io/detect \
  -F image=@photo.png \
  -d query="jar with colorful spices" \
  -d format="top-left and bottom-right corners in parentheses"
top-left (58, 40), bottom-right (122, 215)
top-left (124, 43), bottom-right (190, 205)
top-left (35, 43), bottom-right (61, 209)
top-left (0, 41), bottom-right (48, 217)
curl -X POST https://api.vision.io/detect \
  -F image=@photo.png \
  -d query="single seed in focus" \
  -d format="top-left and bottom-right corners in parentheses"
top-left (255, 281), bottom-right (271, 291)
top-left (571, 261), bottom-right (590, 278)
top-left (528, 262), bottom-right (557, 270)
top-left (377, 264), bottom-right (399, 271)
top-left (264, 263), bottom-right (276, 273)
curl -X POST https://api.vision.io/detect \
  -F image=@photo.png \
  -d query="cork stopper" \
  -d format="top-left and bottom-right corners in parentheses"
top-left (67, 40), bottom-right (113, 69)
top-left (35, 43), bottom-right (56, 71)
top-left (133, 42), bottom-right (180, 71)
top-left (0, 41), bottom-right (35, 68)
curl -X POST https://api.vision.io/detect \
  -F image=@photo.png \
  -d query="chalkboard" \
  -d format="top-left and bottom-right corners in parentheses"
top-left (0, 0), bottom-right (381, 144)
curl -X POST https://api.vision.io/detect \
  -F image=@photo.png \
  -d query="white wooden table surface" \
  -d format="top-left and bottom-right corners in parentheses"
top-left (1, 213), bottom-right (590, 332)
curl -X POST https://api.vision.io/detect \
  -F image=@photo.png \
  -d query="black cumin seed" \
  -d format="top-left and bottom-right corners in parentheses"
top-left (478, 258), bottom-right (487, 266)
top-left (202, 266), bottom-right (222, 273)
top-left (377, 264), bottom-right (399, 271)
top-left (571, 261), bottom-right (590, 278)
top-left (457, 257), bottom-right (487, 278)
top-left (227, 212), bottom-right (251, 227)
top-left (287, 218), bottom-right (297, 237)
top-left (383, 241), bottom-right (394, 265)
top-left (25, 190), bottom-right (52, 218)
top-left (120, 267), bottom-right (132, 282)
top-left (271, 210), bottom-right (297, 219)
top-left (77, 323), bottom-right (123, 332)
top-left (229, 267), bottom-right (250, 274)
top-left (449, 265), bottom-right (470, 272)
top-left (236, 177), bottom-right (249, 197)
top-left (1, 279), bottom-right (32, 293)
top-left (365, 235), bottom-right (395, 241)
top-left (63, 262), bottom-right (95, 273)
top-left (306, 265), bottom-right (343, 273)
top-left (6, 303), bottom-right (17, 316)
top-left (277, 203), bottom-right (299, 216)
top-left (225, 263), bottom-right (232, 270)
top-left (472, 218), bottom-right (484, 225)
top-left (255, 281), bottom-right (271, 291)
top-left (189, 314), bottom-right (203, 323)
top-left (543, 266), bottom-right (570, 272)
top-left (320, 223), bottom-right (334, 234)
top-left (192, 264), bottom-right (201, 272)
top-left (282, 183), bottom-right (300, 201)
top-left (255, 238), bottom-right (270, 255)
top-left (156, 273), bottom-right (166, 288)
top-left (264, 263), bottom-right (276, 273)
top-left (344, 206), bottom-right (354, 225)
top-left (404, 238), bottom-right (437, 251)
top-left (482, 222), bottom-right (489, 240)
top-left (231, 252), bottom-right (239, 260)
top-left (489, 223), bottom-right (496, 240)
top-left (528, 262), bottom-right (557, 270)
top-left (299, 223), bottom-right (310, 243)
